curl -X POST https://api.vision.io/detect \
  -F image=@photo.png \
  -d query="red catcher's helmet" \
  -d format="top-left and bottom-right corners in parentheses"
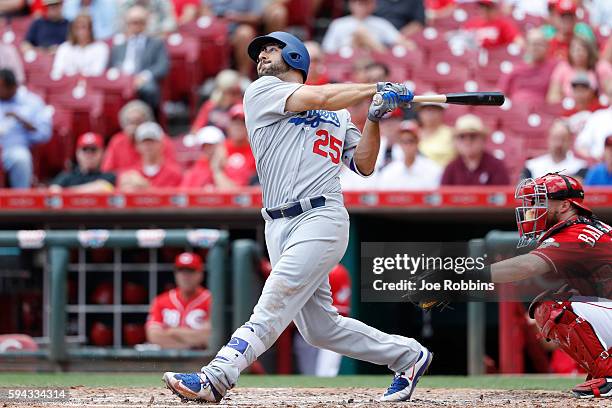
top-left (515, 173), bottom-right (591, 247)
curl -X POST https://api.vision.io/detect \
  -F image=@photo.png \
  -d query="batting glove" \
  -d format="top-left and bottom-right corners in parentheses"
top-left (376, 82), bottom-right (414, 106)
top-left (368, 91), bottom-right (400, 122)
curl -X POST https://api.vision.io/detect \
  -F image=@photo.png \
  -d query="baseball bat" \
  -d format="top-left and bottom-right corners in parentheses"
top-left (373, 92), bottom-right (505, 106)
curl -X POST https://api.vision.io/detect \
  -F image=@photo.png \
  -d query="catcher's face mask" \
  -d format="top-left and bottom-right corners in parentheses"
top-left (515, 178), bottom-right (548, 248)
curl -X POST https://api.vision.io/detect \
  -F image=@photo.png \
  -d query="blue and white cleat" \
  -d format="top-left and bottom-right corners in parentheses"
top-left (380, 346), bottom-right (433, 402)
top-left (162, 371), bottom-right (224, 403)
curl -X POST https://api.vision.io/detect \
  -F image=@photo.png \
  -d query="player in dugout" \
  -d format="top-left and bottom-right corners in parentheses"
top-left (146, 252), bottom-right (212, 350)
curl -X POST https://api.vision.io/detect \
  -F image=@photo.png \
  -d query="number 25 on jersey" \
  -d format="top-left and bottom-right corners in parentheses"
top-left (313, 129), bottom-right (342, 164)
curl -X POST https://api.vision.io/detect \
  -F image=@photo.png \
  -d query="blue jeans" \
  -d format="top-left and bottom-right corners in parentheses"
top-left (2, 146), bottom-right (33, 188)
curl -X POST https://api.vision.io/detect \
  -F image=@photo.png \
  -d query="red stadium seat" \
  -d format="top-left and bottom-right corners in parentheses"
top-left (478, 45), bottom-right (524, 68)
top-left (48, 88), bottom-right (104, 154)
top-left (371, 46), bottom-right (425, 81)
top-left (178, 17), bottom-right (230, 81)
top-left (0, 15), bottom-right (32, 45)
top-left (413, 60), bottom-right (471, 93)
top-left (443, 104), bottom-right (472, 126)
top-left (26, 75), bottom-right (80, 103)
top-left (491, 99), bottom-right (531, 130)
top-left (21, 50), bottom-right (55, 83)
top-left (162, 33), bottom-right (201, 114)
top-left (428, 43), bottom-right (478, 70)
top-left (32, 107), bottom-right (73, 182)
top-left (285, 0), bottom-right (314, 29)
top-left (408, 27), bottom-right (450, 60)
top-left (86, 70), bottom-right (135, 137)
top-left (487, 129), bottom-right (525, 181)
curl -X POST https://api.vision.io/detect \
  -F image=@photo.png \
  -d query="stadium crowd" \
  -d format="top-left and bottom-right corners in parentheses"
top-left (0, 0), bottom-right (611, 190)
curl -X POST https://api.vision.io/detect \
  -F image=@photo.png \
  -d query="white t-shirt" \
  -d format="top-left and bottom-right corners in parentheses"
top-left (575, 107), bottom-right (612, 160)
top-left (322, 15), bottom-right (401, 53)
top-left (51, 41), bottom-right (109, 78)
top-left (524, 151), bottom-right (588, 179)
top-left (503, 0), bottom-right (549, 17)
top-left (377, 156), bottom-right (442, 190)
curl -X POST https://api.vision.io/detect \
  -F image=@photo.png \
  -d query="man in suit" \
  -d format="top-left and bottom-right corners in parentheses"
top-left (108, 5), bottom-right (169, 110)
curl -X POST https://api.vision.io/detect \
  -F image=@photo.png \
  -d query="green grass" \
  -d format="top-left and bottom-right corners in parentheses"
top-left (0, 373), bottom-right (581, 391)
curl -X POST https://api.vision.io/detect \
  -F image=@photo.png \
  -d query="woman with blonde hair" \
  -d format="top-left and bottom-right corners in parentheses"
top-left (190, 70), bottom-right (247, 133)
top-left (547, 35), bottom-right (612, 104)
top-left (51, 13), bottom-right (109, 78)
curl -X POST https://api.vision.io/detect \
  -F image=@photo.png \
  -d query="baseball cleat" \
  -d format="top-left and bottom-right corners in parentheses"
top-left (162, 371), bottom-right (224, 403)
top-left (380, 346), bottom-right (433, 402)
top-left (572, 377), bottom-right (612, 398)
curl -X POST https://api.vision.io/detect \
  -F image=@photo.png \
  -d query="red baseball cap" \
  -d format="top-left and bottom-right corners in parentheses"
top-left (478, 0), bottom-right (499, 6)
top-left (229, 104), bottom-right (245, 120)
top-left (556, 0), bottom-right (576, 15)
top-left (175, 252), bottom-right (203, 271)
top-left (76, 132), bottom-right (104, 150)
top-left (605, 135), bottom-right (612, 147)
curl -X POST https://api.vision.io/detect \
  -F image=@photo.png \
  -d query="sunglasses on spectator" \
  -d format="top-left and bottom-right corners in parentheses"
top-left (457, 132), bottom-right (483, 140)
top-left (80, 146), bottom-right (100, 153)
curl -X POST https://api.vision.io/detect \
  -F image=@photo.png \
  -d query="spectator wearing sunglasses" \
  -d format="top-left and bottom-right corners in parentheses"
top-left (49, 132), bottom-right (116, 192)
top-left (441, 114), bottom-right (510, 186)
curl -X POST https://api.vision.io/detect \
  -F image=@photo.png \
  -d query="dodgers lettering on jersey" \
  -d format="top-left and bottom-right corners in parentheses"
top-left (243, 75), bottom-right (363, 208)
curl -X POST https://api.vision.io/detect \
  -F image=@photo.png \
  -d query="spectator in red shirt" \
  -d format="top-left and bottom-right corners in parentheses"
top-left (211, 104), bottom-right (257, 188)
top-left (498, 28), bottom-right (557, 107)
top-left (118, 122), bottom-right (182, 190)
top-left (102, 100), bottom-right (176, 173)
top-left (146, 252), bottom-right (212, 349)
top-left (191, 70), bottom-right (246, 133)
top-left (441, 114), bottom-right (511, 185)
top-left (180, 125), bottom-right (224, 189)
top-left (463, 0), bottom-right (523, 49)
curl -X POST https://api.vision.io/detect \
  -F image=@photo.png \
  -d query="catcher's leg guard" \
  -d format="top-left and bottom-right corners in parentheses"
top-left (533, 301), bottom-right (612, 379)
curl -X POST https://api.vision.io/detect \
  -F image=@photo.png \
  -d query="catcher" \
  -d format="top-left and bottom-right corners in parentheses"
top-left (416, 173), bottom-right (611, 398)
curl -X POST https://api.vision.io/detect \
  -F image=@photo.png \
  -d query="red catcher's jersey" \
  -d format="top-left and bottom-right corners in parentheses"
top-left (146, 287), bottom-right (211, 329)
top-left (531, 217), bottom-right (612, 299)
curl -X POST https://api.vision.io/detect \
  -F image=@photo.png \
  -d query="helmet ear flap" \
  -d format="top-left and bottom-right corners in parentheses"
top-left (288, 52), bottom-right (301, 61)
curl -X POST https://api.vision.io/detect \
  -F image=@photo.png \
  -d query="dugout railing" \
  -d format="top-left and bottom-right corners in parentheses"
top-left (0, 229), bottom-right (229, 371)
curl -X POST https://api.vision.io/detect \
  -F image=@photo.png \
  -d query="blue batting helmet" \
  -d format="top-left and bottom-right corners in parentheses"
top-left (247, 31), bottom-right (310, 82)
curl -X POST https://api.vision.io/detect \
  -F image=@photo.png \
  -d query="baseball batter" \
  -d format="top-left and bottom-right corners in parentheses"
top-left (163, 31), bottom-right (431, 403)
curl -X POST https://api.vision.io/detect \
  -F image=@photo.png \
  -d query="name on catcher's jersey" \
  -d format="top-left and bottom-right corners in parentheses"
top-left (243, 75), bottom-right (362, 208)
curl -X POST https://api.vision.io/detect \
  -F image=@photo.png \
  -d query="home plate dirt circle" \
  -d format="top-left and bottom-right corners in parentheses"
top-left (8, 386), bottom-right (611, 407)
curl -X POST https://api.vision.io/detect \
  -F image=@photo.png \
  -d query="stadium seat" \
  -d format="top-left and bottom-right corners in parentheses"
top-left (285, 0), bottom-right (314, 30)
top-left (173, 134), bottom-right (202, 169)
top-left (428, 43), bottom-right (478, 70)
top-left (0, 15), bottom-right (32, 45)
top-left (372, 46), bottom-right (425, 81)
top-left (47, 88), bottom-right (104, 154)
top-left (487, 129), bottom-right (525, 181)
top-left (178, 17), bottom-right (230, 81)
top-left (413, 60), bottom-right (471, 93)
top-left (86, 70), bottom-right (135, 137)
top-left (31, 107), bottom-right (73, 182)
top-left (478, 45), bottom-right (524, 68)
top-left (408, 27), bottom-right (450, 61)
top-left (443, 104), bottom-right (472, 126)
top-left (162, 33), bottom-right (201, 114)
top-left (27, 72), bottom-right (79, 102)
top-left (21, 50), bottom-right (55, 83)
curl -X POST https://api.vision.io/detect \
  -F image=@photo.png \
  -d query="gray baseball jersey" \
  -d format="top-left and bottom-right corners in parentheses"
top-left (244, 75), bottom-right (361, 208)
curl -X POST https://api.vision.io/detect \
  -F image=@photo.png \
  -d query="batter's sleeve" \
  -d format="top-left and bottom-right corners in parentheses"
top-left (243, 76), bottom-right (304, 131)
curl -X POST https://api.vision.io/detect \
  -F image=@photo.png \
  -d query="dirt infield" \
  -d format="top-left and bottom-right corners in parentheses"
top-left (4, 386), bottom-right (610, 408)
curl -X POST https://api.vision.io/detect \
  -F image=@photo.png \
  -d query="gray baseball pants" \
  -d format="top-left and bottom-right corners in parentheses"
top-left (202, 196), bottom-right (422, 393)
